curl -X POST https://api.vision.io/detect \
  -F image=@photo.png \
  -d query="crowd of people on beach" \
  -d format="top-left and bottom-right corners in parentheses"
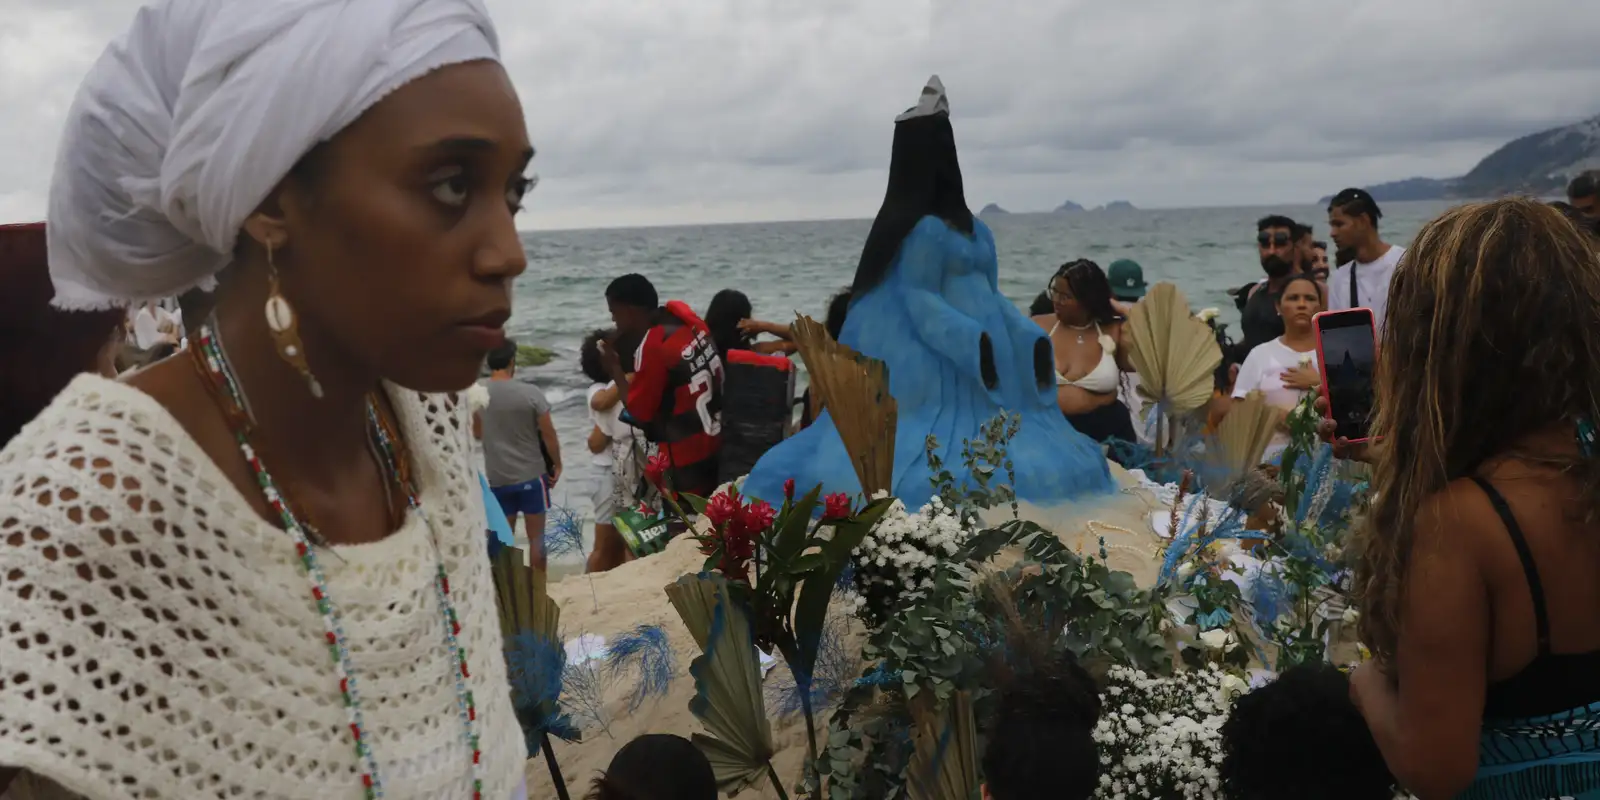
top-left (472, 180), bottom-right (1434, 574)
top-left (8, 0), bottom-right (1600, 797)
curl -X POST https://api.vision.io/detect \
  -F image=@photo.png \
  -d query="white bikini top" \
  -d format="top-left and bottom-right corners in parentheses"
top-left (1052, 320), bottom-right (1120, 394)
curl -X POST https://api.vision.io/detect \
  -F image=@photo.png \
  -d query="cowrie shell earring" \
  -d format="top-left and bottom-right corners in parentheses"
top-left (264, 241), bottom-right (323, 398)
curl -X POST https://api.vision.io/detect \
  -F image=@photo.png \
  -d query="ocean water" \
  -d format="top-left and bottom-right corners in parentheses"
top-left (511, 200), bottom-right (1455, 531)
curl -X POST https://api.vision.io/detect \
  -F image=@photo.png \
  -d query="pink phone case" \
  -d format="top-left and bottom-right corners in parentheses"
top-left (1312, 308), bottom-right (1377, 444)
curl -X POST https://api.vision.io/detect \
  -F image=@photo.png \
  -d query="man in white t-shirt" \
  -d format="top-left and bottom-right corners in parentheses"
top-left (1326, 188), bottom-right (1404, 333)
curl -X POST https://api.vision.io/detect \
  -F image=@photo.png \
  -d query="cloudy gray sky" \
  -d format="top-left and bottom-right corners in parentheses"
top-left (2, 0), bottom-right (1597, 230)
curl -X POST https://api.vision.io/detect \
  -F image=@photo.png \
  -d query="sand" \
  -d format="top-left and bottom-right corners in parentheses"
top-left (526, 465), bottom-right (1174, 798)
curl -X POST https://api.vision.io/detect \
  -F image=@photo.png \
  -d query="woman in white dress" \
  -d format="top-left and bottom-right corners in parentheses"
top-left (0, 1), bottom-right (533, 797)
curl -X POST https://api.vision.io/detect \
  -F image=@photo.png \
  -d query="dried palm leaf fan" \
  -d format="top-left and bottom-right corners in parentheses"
top-left (790, 314), bottom-right (898, 496)
top-left (665, 573), bottom-right (780, 796)
top-left (905, 691), bottom-right (980, 800)
top-left (1212, 391), bottom-right (1280, 481)
top-left (492, 547), bottom-right (559, 640)
top-left (1125, 282), bottom-right (1223, 452)
top-left (491, 548), bottom-right (572, 800)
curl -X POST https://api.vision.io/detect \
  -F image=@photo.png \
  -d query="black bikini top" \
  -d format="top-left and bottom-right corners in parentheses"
top-left (1473, 476), bottom-right (1600, 719)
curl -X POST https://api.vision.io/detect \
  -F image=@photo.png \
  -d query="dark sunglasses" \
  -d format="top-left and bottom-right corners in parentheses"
top-left (1257, 232), bottom-right (1290, 247)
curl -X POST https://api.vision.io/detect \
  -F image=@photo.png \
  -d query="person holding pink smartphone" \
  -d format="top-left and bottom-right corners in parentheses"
top-left (1313, 305), bottom-right (1379, 446)
top-left (1325, 200), bottom-right (1600, 798)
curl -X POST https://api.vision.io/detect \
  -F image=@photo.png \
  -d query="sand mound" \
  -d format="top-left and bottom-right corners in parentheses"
top-left (527, 465), bottom-right (1168, 798)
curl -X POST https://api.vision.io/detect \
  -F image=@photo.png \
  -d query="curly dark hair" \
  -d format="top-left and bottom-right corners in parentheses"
top-left (1050, 258), bottom-right (1123, 326)
top-left (580, 328), bottom-right (615, 384)
top-left (583, 734), bottom-right (714, 800)
top-left (1219, 663), bottom-right (1395, 800)
top-left (981, 650), bottom-right (1103, 800)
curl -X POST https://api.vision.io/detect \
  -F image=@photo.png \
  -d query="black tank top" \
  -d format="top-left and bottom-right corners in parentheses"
top-left (1239, 282), bottom-right (1285, 351)
top-left (1471, 476), bottom-right (1600, 719)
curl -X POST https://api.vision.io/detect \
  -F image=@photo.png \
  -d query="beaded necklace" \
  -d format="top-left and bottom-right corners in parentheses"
top-left (189, 323), bottom-right (482, 800)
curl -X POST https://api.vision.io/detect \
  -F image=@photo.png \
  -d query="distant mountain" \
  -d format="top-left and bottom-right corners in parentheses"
top-left (1323, 113), bottom-right (1600, 203)
top-left (1100, 201), bottom-right (1137, 211)
top-left (979, 203), bottom-right (1010, 216)
top-left (1055, 200), bottom-right (1086, 213)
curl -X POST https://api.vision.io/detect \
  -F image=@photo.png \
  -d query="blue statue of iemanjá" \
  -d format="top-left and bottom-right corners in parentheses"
top-left (742, 76), bottom-right (1114, 510)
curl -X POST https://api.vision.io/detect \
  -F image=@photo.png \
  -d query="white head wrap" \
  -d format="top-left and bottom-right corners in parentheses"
top-left (47, 0), bottom-right (501, 310)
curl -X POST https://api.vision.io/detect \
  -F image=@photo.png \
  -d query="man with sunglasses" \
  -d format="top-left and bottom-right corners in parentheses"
top-left (1234, 215), bottom-right (1303, 354)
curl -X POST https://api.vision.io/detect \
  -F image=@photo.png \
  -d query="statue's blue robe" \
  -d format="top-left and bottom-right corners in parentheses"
top-left (743, 216), bottom-right (1113, 509)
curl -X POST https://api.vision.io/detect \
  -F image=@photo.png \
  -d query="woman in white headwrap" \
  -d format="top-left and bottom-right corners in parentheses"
top-left (0, 1), bottom-right (534, 798)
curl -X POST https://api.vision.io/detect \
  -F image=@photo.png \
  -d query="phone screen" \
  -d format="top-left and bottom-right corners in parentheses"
top-left (1319, 318), bottom-right (1377, 440)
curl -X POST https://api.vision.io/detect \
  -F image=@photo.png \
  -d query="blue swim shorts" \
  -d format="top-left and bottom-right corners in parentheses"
top-left (491, 476), bottom-right (552, 518)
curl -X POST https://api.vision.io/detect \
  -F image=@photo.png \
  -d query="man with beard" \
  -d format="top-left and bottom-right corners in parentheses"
top-left (1327, 188), bottom-right (1404, 333)
top-left (1309, 240), bottom-right (1331, 279)
top-left (1235, 215), bottom-right (1303, 354)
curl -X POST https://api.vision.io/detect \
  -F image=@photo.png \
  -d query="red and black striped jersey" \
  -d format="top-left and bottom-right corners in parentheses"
top-left (628, 301), bottom-right (724, 493)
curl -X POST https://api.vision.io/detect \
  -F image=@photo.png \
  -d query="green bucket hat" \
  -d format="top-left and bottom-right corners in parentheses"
top-left (1107, 259), bottom-right (1147, 300)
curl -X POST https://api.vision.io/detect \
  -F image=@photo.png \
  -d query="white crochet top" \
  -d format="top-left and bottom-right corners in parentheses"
top-left (0, 375), bottom-right (525, 799)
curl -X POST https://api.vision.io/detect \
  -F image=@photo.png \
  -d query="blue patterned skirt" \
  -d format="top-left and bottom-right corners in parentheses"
top-left (1464, 702), bottom-right (1600, 799)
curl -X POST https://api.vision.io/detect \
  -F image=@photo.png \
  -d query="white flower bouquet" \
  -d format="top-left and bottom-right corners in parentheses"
top-left (847, 494), bottom-right (972, 630)
top-left (1094, 665), bottom-right (1228, 799)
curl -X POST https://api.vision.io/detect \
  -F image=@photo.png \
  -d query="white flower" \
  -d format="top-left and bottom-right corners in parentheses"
top-left (1176, 561), bottom-right (1197, 582)
top-left (1218, 673), bottom-right (1248, 703)
top-left (1196, 307), bottom-right (1220, 323)
top-left (1198, 629), bottom-right (1230, 651)
top-left (1342, 606), bottom-right (1361, 624)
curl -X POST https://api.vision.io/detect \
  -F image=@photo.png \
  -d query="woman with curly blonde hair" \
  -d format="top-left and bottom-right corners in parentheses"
top-left (1344, 198), bottom-right (1600, 798)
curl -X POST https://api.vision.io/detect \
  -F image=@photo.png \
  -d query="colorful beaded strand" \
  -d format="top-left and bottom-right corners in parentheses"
top-left (194, 329), bottom-right (386, 796)
top-left (368, 402), bottom-right (482, 798)
top-left (192, 325), bottom-right (479, 799)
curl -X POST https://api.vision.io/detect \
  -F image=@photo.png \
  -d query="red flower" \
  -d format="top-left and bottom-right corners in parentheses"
top-left (644, 452), bottom-right (670, 489)
top-left (735, 499), bottom-right (777, 536)
top-left (822, 492), bottom-right (853, 521)
top-left (783, 478), bottom-right (796, 501)
top-left (704, 491), bottom-right (740, 529)
top-left (724, 526), bottom-right (757, 561)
